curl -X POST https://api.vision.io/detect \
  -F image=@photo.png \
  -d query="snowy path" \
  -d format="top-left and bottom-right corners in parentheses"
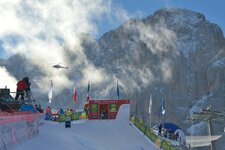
top-left (15, 105), bottom-right (158, 150)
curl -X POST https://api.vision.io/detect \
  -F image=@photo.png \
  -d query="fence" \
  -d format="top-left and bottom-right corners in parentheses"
top-left (130, 115), bottom-right (189, 150)
top-left (0, 113), bottom-right (44, 149)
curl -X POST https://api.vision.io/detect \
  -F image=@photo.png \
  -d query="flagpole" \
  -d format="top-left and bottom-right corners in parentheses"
top-left (149, 93), bottom-right (152, 127)
top-left (86, 81), bottom-right (90, 101)
top-left (161, 99), bottom-right (166, 131)
top-left (73, 82), bottom-right (77, 103)
top-left (117, 81), bottom-right (120, 100)
top-left (48, 80), bottom-right (53, 104)
top-left (150, 110), bottom-right (152, 127)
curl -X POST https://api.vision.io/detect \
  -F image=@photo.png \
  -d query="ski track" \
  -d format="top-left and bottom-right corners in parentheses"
top-left (15, 105), bottom-right (159, 150)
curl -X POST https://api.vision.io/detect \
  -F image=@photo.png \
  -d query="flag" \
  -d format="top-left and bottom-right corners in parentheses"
top-left (48, 80), bottom-right (53, 103)
top-left (86, 81), bottom-right (90, 101)
top-left (148, 93), bottom-right (152, 114)
top-left (117, 81), bottom-right (120, 100)
top-left (73, 83), bottom-right (77, 102)
top-left (161, 100), bottom-right (166, 115)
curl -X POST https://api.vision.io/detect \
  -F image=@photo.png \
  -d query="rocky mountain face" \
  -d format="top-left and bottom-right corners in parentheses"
top-left (85, 8), bottom-right (225, 149)
top-left (1, 8), bottom-right (225, 149)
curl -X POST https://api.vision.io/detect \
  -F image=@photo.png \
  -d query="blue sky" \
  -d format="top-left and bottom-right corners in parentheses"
top-left (0, 0), bottom-right (224, 58)
top-left (100, 0), bottom-right (225, 37)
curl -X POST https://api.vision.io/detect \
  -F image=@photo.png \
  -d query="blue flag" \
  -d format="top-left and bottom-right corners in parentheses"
top-left (117, 81), bottom-right (120, 100)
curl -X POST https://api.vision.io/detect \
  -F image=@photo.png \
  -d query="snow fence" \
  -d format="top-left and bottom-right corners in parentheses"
top-left (0, 113), bottom-right (44, 150)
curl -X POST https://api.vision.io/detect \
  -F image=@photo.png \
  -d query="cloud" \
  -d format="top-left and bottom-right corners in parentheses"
top-left (0, 66), bottom-right (17, 96)
top-left (0, 0), bottom-right (109, 56)
top-left (81, 64), bottom-right (109, 85)
top-left (134, 22), bottom-right (177, 54)
top-left (160, 59), bottom-right (173, 83)
top-left (113, 19), bottom-right (177, 92)
top-left (0, 0), bottom-right (131, 95)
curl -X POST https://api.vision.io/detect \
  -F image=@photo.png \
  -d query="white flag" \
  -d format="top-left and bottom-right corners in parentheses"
top-left (148, 93), bottom-right (152, 114)
top-left (48, 80), bottom-right (53, 103)
top-left (161, 100), bottom-right (166, 115)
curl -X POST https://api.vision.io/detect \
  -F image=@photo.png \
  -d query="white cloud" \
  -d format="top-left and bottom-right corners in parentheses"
top-left (81, 64), bottom-right (109, 85)
top-left (0, 0), bottom-right (131, 94)
top-left (135, 22), bottom-right (177, 54)
top-left (160, 59), bottom-right (173, 83)
top-left (0, 66), bottom-right (17, 96)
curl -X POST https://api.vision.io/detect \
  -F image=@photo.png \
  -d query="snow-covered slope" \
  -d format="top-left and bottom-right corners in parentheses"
top-left (15, 105), bottom-right (159, 150)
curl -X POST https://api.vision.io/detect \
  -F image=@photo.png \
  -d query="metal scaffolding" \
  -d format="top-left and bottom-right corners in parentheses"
top-left (189, 105), bottom-right (225, 150)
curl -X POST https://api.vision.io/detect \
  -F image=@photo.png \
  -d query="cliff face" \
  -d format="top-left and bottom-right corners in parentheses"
top-left (86, 8), bottom-right (225, 143)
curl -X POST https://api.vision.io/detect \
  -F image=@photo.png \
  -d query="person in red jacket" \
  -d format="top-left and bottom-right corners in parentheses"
top-left (46, 106), bottom-right (52, 115)
top-left (15, 78), bottom-right (28, 100)
top-left (45, 106), bottom-right (52, 120)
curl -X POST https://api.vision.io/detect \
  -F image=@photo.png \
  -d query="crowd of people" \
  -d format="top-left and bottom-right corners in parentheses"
top-left (158, 124), bottom-right (180, 141)
top-left (34, 104), bottom-right (44, 113)
top-left (44, 107), bottom-right (75, 120)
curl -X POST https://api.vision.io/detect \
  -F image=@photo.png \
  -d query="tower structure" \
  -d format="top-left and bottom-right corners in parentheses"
top-left (190, 106), bottom-right (225, 150)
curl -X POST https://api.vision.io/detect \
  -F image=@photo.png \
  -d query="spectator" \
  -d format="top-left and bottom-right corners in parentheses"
top-left (45, 106), bottom-right (52, 120)
top-left (158, 124), bottom-right (162, 136)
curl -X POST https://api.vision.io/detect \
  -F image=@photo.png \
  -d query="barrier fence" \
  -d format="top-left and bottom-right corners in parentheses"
top-left (130, 115), bottom-right (189, 150)
top-left (0, 113), bottom-right (44, 150)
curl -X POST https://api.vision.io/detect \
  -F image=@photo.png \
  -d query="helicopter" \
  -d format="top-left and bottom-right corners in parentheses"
top-left (52, 63), bottom-right (69, 69)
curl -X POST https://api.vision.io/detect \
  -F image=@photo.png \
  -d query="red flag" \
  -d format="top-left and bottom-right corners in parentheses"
top-left (73, 84), bottom-right (77, 102)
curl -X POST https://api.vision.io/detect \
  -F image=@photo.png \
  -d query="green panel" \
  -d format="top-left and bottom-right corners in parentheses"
top-left (90, 104), bottom-right (98, 113)
top-left (135, 118), bottom-right (146, 132)
top-left (59, 114), bottom-right (66, 122)
top-left (59, 111), bottom-right (88, 122)
top-left (109, 104), bottom-right (118, 112)
top-left (130, 116), bottom-right (135, 124)
top-left (71, 112), bottom-right (82, 120)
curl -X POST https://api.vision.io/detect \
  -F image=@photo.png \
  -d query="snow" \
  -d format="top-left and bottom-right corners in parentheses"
top-left (212, 57), bottom-right (225, 68)
top-left (163, 8), bottom-right (204, 26)
top-left (187, 122), bottom-right (205, 135)
top-left (15, 105), bottom-right (158, 150)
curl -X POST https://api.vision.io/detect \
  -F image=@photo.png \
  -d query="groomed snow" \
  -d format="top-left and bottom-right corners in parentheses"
top-left (15, 105), bottom-right (159, 150)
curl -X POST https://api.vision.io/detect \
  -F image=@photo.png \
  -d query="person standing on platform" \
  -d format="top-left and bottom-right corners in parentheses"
top-left (15, 78), bottom-right (28, 100)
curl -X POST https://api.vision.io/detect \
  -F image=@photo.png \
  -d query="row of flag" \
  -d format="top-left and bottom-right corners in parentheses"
top-left (148, 93), bottom-right (165, 127)
top-left (47, 80), bottom-right (166, 117)
top-left (148, 93), bottom-right (165, 116)
top-left (48, 80), bottom-right (120, 103)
